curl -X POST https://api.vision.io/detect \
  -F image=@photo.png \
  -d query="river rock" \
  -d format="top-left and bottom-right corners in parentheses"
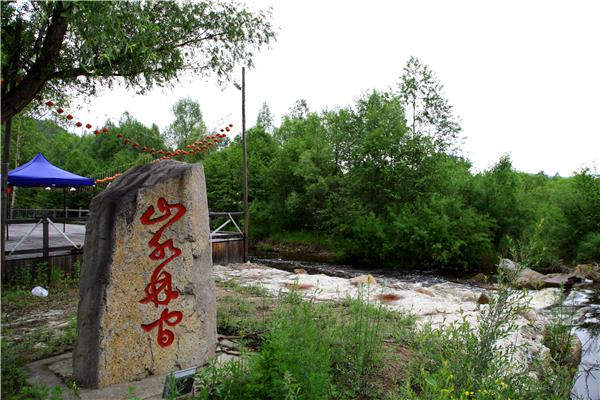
top-left (515, 268), bottom-right (545, 289)
top-left (293, 268), bottom-right (308, 275)
top-left (498, 258), bottom-right (519, 273)
top-left (415, 287), bottom-right (434, 297)
top-left (350, 274), bottom-right (377, 287)
top-left (469, 273), bottom-right (488, 284)
top-left (73, 160), bottom-right (216, 388)
top-left (477, 293), bottom-right (490, 304)
top-left (541, 273), bottom-right (581, 288)
top-left (573, 264), bottom-right (600, 282)
top-left (528, 288), bottom-right (562, 310)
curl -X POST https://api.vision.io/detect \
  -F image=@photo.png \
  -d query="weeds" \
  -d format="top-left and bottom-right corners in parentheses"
top-left (396, 270), bottom-right (574, 400)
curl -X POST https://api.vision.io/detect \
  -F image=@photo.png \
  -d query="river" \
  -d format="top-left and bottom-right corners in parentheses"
top-left (251, 256), bottom-right (600, 400)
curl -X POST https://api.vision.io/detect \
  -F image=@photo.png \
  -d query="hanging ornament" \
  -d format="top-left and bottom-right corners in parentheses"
top-left (75, 122), bottom-right (83, 127)
top-left (66, 114), bottom-right (74, 120)
top-left (85, 123), bottom-right (92, 129)
top-left (56, 108), bottom-right (64, 114)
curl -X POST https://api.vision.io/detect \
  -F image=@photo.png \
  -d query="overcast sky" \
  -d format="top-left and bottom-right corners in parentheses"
top-left (77, 0), bottom-right (599, 177)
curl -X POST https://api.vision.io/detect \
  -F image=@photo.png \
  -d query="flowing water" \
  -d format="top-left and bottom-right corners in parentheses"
top-left (564, 288), bottom-right (600, 400)
top-left (252, 256), bottom-right (600, 400)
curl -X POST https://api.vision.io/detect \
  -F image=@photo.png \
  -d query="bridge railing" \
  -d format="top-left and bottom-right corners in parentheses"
top-left (6, 208), bottom-right (244, 241)
top-left (209, 211), bottom-right (244, 241)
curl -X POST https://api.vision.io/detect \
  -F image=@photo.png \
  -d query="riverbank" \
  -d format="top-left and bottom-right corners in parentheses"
top-left (206, 262), bottom-right (577, 399)
top-left (1, 261), bottom-right (581, 399)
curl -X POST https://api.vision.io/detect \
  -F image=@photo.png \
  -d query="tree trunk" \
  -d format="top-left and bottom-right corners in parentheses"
top-left (1, 118), bottom-right (13, 279)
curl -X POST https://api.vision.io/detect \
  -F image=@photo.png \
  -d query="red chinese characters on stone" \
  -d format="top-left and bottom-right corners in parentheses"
top-left (139, 197), bottom-right (187, 347)
top-left (141, 309), bottom-right (183, 347)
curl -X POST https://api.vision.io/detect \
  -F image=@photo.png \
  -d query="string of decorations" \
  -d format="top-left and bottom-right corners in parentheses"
top-left (39, 99), bottom-right (233, 185)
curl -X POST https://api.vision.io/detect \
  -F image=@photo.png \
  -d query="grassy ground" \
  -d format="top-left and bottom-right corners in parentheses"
top-left (1, 265), bottom-right (577, 400)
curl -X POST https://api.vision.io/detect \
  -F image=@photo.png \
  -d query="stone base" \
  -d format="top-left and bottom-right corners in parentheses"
top-left (26, 342), bottom-right (241, 399)
top-left (27, 353), bottom-right (164, 400)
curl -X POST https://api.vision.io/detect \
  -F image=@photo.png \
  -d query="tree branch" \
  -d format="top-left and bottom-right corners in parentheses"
top-left (1, 1), bottom-right (72, 123)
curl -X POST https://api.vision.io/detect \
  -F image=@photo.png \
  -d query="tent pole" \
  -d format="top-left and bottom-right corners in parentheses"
top-left (63, 188), bottom-right (66, 232)
top-left (1, 117), bottom-right (13, 280)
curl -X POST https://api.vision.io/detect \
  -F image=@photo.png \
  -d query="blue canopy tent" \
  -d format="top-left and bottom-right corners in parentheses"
top-left (8, 153), bottom-right (94, 187)
top-left (6, 153), bottom-right (94, 233)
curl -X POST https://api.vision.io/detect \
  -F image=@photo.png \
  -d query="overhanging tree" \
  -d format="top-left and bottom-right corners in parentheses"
top-left (1, 0), bottom-right (276, 121)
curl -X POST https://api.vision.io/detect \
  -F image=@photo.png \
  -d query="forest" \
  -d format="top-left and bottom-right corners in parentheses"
top-left (5, 58), bottom-right (600, 273)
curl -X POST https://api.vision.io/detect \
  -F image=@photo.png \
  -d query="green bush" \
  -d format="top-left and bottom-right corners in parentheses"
top-left (576, 232), bottom-right (600, 262)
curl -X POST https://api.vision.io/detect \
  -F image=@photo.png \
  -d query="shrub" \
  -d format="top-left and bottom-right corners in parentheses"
top-left (576, 232), bottom-right (600, 263)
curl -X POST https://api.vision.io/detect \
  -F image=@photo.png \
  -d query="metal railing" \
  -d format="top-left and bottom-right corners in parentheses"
top-left (10, 208), bottom-right (89, 220)
top-left (5, 217), bottom-right (84, 260)
top-left (4, 209), bottom-right (244, 258)
top-left (209, 211), bottom-right (244, 241)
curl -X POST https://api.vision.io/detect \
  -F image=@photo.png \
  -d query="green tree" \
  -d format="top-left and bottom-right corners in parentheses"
top-left (256, 101), bottom-right (274, 133)
top-left (1, 0), bottom-right (276, 121)
top-left (398, 56), bottom-right (461, 152)
top-left (164, 98), bottom-right (207, 149)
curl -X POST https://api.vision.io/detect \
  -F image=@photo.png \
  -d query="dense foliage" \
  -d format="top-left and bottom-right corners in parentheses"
top-left (5, 60), bottom-right (599, 272)
top-left (201, 96), bottom-right (599, 271)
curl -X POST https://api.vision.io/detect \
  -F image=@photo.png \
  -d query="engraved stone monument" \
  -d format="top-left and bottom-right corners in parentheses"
top-left (73, 160), bottom-right (216, 388)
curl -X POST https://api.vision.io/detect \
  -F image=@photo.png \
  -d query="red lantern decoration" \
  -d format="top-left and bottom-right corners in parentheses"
top-left (124, 138), bottom-right (131, 144)
top-left (229, 123), bottom-right (233, 128)
top-left (76, 122), bottom-right (83, 127)
top-left (220, 128), bottom-right (224, 132)
top-left (94, 130), bottom-right (101, 135)
top-left (46, 101), bottom-right (54, 107)
top-left (116, 133), bottom-right (123, 139)
top-left (66, 114), bottom-right (74, 120)
top-left (225, 127), bottom-right (230, 132)
top-left (85, 123), bottom-right (92, 129)
top-left (56, 108), bottom-right (64, 114)
top-left (102, 127), bottom-right (109, 133)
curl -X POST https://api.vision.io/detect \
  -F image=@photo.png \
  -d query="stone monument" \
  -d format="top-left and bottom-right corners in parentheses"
top-left (73, 160), bottom-right (216, 388)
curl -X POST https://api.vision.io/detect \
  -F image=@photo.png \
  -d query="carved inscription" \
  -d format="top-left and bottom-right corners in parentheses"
top-left (139, 197), bottom-right (187, 347)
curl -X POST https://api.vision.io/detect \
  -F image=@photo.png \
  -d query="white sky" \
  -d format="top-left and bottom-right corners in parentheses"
top-left (75, 0), bottom-right (600, 177)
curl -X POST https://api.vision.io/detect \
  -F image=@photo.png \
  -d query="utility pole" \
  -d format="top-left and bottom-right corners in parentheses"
top-left (242, 67), bottom-right (249, 262)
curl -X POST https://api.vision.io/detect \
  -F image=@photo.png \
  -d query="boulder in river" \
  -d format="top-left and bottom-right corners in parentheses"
top-left (572, 264), bottom-right (600, 282)
top-left (541, 273), bottom-right (582, 289)
top-left (515, 268), bottom-right (546, 289)
top-left (293, 268), bottom-right (308, 275)
top-left (469, 273), bottom-right (488, 284)
top-left (350, 274), bottom-right (377, 287)
top-left (477, 293), bottom-right (490, 304)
